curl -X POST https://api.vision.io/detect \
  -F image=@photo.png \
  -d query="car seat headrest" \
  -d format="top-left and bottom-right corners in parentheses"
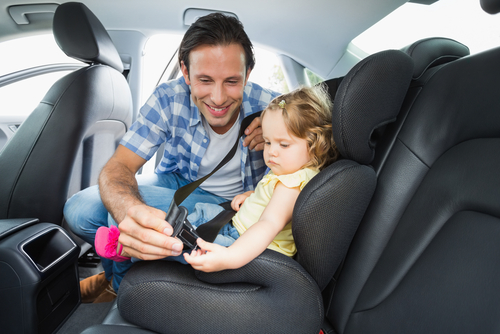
top-left (481, 0), bottom-right (500, 14)
top-left (331, 50), bottom-right (414, 165)
top-left (401, 37), bottom-right (469, 80)
top-left (53, 2), bottom-right (124, 72)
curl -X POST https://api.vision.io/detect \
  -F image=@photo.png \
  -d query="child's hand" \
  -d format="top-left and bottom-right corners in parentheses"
top-left (183, 238), bottom-right (233, 272)
top-left (231, 191), bottom-right (254, 211)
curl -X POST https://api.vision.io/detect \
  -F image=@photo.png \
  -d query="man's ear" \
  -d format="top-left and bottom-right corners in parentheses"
top-left (181, 61), bottom-right (191, 85)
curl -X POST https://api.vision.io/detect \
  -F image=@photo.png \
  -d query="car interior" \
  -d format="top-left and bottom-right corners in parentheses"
top-left (1, 0), bottom-right (500, 333)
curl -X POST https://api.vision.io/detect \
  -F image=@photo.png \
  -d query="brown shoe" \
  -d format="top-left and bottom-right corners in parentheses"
top-left (80, 271), bottom-right (110, 303)
top-left (93, 282), bottom-right (117, 303)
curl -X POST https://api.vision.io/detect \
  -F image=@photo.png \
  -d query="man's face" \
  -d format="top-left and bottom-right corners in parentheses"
top-left (181, 43), bottom-right (251, 135)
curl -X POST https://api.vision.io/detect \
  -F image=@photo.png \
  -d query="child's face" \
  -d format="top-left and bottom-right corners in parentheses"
top-left (261, 109), bottom-right (311, 175)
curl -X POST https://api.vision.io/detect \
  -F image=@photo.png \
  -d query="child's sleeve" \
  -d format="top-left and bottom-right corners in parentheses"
top-left (276, 168), bottom-right (319, 191)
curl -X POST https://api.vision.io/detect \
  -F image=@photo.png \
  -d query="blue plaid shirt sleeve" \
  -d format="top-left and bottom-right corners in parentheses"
top-left (120, 88), bottom-right (171, 161)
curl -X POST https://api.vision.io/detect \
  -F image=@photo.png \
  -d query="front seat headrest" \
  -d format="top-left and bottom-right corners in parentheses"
top-left (331, 50), bottom-right (414, 165)
top-left (401, 37), bottom-right (470, 80)
top-left (53, 2), bottom-right (124, 72)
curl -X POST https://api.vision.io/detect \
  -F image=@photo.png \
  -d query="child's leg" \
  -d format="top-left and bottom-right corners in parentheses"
top-left (188, 203), bottom-right (240, 247)
top-left (186, 202), bottom-right (226, 228)
top-left (212, 223), bottom-right (240, 247)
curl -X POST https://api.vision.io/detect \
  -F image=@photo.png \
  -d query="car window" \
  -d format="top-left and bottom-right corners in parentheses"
top-left (305, 68), bottom-right (324, 87)
top-left (252, 47), bottom-right (288, 93)
top-left (0, 34), bottom-right (82, 117)
top-left (353, 0), bottom-right (500, 55)
top-left (141, 34), bottom-right (184, 106)
top-left (0, 71), bottom-right (75, 117)
top-left (0, 34), bottom-right (80, 76)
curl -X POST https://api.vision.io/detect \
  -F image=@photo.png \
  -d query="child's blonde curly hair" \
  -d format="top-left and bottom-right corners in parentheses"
top-left (262, 84), bottom-right (339, 171)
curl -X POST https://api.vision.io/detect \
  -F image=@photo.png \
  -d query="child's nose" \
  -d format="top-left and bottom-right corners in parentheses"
top-left (269, 145), bottom-right (278, 156)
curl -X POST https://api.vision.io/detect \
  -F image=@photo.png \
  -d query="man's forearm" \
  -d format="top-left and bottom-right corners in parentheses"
top-left (98, 160), bottom-right (145, 223)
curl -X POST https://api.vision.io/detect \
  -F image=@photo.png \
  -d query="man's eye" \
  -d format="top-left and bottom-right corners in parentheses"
top-left (200, 78), bottom-right (210, 83)
top-left (227, 81), bottom-right (238, 85)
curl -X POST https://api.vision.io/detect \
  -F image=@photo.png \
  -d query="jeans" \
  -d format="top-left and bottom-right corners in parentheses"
top-left (187, 202), bottom-right (240, 246)
top-left (63, 172), bottom-right (228, 291)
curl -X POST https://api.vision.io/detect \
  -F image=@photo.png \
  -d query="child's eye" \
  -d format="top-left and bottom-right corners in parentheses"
top-left (280, 143), bottom-right (289, 148)
top-left (264, 141), bottom-right (270, 145)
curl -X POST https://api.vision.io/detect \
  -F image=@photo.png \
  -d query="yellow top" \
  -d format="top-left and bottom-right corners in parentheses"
top-left (232, 168), bottom-right (319, 257)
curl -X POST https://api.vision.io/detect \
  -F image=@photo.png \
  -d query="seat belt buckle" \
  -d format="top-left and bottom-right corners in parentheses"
top-left (166, 202), bottom-right (200, 250)
top-left (176, 219), bottom-right (200, 250)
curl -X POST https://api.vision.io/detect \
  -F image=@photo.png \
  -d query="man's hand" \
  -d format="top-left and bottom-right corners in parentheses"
top-left (117, 204), bottom-right (184, 260)
top-left (99, 146), bottom-right (184, 260)
top-left (242, 116), bottom-right (264, 151)
top-left (183, 238), bottom-right (234, 272)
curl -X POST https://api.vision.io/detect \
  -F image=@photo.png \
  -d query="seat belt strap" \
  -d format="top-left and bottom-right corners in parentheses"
top-left (165, 112), bottom-right (261, 250)
top-left (195, 202), bottom-right (237, 243)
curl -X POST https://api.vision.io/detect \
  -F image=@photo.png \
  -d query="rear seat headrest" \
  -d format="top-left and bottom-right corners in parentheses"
top-left (331, 50), bottom-right (414, 165)
top-left (53, 2), bottom-right (124, 72)
top-left (481, 0), bottom-right (500, 14)
top-left (401, 37), bottom-right (469, 80)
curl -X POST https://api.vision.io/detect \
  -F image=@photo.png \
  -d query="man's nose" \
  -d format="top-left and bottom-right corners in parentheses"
top-left (211, 83), bottom-right (227, 106)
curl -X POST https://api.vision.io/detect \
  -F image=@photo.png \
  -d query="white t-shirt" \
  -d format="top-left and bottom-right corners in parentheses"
top-left (197, 114), bottom-right (243, 200)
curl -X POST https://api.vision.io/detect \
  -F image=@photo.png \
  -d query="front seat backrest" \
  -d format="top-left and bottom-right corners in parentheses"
top-left (0, 2), bottom-right (132, 225)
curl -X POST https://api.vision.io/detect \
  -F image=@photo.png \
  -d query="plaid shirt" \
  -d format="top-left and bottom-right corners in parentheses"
top-left (120, 76), bottom-right (280, 192)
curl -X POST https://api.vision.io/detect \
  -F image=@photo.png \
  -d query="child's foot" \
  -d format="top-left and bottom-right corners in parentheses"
top-left (95, 226), bottom-right (131, 262)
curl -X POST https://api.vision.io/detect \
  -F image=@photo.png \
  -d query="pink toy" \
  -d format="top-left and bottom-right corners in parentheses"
top-left (95, 226), bottom-right (131, 262)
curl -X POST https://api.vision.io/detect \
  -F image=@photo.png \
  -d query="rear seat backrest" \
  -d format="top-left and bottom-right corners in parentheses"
top-left (328, 40), bottom-right (500, 333)
top-left (371, 37), bottom-right (470, 174)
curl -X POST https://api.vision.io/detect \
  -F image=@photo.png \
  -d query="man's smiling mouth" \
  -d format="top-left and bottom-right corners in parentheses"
top-left (205, 103), bottom-right (231, 116)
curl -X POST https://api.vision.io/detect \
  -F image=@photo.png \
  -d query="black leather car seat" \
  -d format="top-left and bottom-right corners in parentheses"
top-left (371, 37), bottom-right (470, 175)
top-left (80, 49), bottom-right (413, 334)
top-left (326, 34), bottom-right (500, 333)
top-left (0, 2), bottom-right (132, 225)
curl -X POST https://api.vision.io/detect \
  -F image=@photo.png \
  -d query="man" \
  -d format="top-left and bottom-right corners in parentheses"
top-left (64, 12), bottom-right (280, 303)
